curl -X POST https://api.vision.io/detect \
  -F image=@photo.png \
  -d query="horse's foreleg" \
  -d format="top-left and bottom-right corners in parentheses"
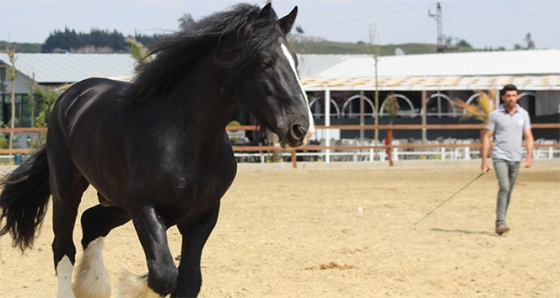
top-left (173, 205), bottom-right (220, 298)
top-left (119, 205), bottom-right (178, 297)
top-left (73, 205), bottom-right (130, 298)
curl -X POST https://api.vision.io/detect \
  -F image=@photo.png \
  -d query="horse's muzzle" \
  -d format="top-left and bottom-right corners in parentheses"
top-left (281, 122), bottom-right (315, 149)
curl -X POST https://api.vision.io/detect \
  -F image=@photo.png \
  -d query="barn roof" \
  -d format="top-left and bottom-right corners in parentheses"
top-left (298, 49), bottom-right (560, 91)
top-left (0, 53), bottom-right (136, 84)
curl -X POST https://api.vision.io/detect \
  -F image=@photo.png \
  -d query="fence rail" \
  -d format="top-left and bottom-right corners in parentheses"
top-left (225, 123), bottom-right (560, 130)
top-left (1, 124), bottom-right (559, 161)
top-left (232, 143), bottom-right (560, 151)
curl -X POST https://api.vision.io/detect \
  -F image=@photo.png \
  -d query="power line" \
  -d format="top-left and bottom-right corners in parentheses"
top-left (305, 3), bottom-right (437, 30)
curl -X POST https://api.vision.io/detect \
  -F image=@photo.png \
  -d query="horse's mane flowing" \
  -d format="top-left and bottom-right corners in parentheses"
top-left (123, 4), bottom-right (282, 106)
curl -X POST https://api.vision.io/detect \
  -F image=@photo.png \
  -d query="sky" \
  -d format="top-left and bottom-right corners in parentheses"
top-left (1, 0), bottom-right (559, 50)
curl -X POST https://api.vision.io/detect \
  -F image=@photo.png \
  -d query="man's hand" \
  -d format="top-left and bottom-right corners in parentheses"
top-left (524, 156), bottom-right (533, 168)
top-left (481, 160), bottom-right (491, 173)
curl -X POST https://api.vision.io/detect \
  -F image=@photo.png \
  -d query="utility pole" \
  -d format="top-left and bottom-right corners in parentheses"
top-left (368, 26), bottom-right (381, 159)
top-left (429, 2), bottom-right (444, 53)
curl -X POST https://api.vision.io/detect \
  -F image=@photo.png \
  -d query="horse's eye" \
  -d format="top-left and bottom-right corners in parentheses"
top-left (260, 61), bottom-right (273, 70)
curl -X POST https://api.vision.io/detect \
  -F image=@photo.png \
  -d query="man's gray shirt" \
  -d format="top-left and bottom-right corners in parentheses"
top-left (486, 104), bottom-right (531, 162)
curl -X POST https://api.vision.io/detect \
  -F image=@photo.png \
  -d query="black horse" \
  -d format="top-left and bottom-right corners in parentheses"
top-left (0, 3), bottom-right (314, 297)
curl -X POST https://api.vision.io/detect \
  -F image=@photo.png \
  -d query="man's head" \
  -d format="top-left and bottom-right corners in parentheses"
top-left (501, 84), bottom-right (519, 109)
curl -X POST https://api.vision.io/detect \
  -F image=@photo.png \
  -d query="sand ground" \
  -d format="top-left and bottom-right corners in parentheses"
top-left (1, 159), bottom-right (559, 297)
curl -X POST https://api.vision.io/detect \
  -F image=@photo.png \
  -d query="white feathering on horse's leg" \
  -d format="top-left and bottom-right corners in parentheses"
top-left (56, 255), bottom-right (76, 298)
top-left (72, 237), bottom-right (111, 298)
top-left (117, 271), bottom-right (161, 298)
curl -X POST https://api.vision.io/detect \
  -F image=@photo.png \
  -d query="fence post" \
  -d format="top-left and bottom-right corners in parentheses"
top-left (324, 89), bottom-right (331, 163)
top-left (386, 128), bottom-right (393, 166)
top-left (421, 90), bottom-right (427, 143)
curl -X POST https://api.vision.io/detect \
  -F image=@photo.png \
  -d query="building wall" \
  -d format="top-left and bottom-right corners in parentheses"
top-left (0, 70), bottom-right (35, 127)
top-left (0, 68), bottom-right (33, 95)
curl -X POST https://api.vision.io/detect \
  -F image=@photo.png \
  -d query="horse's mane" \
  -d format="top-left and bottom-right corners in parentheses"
top-left (123, 3), bottom-right (282, 106)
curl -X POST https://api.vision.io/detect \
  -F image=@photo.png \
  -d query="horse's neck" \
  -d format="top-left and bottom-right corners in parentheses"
top-left (184, 95), bottom-right (236, 132)
top-left (171, 73), bottom-right (237, 145)
top-left (148, 48), bottom-right (237, 150)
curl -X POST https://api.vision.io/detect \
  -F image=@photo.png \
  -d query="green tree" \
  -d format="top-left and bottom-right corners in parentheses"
top-left (457, 39), bottom-right (472, 48)
top-left (525, 33), bottom-right (535, 49)
top-left (178, 13), bottom-right (195, 30)
top-left (42, 28), bottom-right (126, 53)
top-left (31, 86), bottom-right (59, 147)
top-left (126, 38), bottom-right (153, 64)
top-left (132, 33), bottom-right (163, 49)
top-left (383, 93), bottom-right (400, 124)
top-left (33, 87), bottom-right (59, 125)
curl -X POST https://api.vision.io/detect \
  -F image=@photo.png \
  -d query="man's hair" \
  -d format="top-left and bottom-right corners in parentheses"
top-left (501, 84), bottom-right (518, 96)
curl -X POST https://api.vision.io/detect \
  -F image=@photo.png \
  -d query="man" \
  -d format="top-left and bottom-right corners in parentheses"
top-left (481, 84), bottom-right (534, 236)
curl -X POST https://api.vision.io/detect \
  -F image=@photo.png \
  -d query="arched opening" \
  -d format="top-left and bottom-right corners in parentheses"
top-left (518, 91), bottom-right (537, 115)
top-left (380, 94), bottom-right (416, 117)
top-left (341, 94), bottom-right (376, 118)
top-left (420, 93), bottom-right (457, 117)
top-left (309, 97), bottom-right (341, 118)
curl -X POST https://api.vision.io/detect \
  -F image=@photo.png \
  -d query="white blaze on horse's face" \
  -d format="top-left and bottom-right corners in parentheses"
top-left (280, 42), bottom-right (315, 146)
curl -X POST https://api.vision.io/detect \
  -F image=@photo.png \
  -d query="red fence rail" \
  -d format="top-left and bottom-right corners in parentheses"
top-left (1, 124), bottom-right (558, 156)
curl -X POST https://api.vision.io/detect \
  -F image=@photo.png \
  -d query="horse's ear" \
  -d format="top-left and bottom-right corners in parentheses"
top-left (259, 3), bottom-right (273, 18)
top-left (278, 6), bottom-right (298, 34)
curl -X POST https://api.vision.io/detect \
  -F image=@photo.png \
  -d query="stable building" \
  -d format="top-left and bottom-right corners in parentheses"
top-left (1, 50), bottom-right (559, 142)
top-left (0, 53), bottom-right (136, 127)
top-left (297, 49), bottom-right (560, 140)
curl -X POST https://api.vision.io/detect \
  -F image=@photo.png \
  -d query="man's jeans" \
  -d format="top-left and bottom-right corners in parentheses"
top-left (493, 159), bottom-right (521, 225)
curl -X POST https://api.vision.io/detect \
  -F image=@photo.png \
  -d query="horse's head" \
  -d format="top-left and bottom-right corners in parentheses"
top-left (222, 4), bottom-right (315, 148)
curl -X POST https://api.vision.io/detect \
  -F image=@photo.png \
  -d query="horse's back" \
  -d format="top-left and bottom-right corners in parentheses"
top-left (50, 78), bottom-right (129, 133)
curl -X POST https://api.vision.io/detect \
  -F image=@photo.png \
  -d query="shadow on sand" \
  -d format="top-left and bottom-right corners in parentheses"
top-left (430, 228), bottom-right (498, 237)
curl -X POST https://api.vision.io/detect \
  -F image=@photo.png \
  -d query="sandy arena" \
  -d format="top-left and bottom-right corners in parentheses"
top-left (1, 159), bottom-right (559, 297)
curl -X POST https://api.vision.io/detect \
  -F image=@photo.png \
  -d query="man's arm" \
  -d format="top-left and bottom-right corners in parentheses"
top-left (481, 129), bottom-right (494, 173)
top-left (523, 128), bottom-right (534, 168)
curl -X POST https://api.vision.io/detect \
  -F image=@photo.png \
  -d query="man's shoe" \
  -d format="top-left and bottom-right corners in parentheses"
top-left (495, 223), bottom-right (510, 235)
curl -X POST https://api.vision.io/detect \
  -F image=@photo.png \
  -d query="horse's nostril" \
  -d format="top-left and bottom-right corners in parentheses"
top-left (290, 124), bottom-right (307, 141)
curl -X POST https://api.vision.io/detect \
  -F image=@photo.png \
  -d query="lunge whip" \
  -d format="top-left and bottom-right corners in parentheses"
top-left (414, 172), bottom-right (485, 226)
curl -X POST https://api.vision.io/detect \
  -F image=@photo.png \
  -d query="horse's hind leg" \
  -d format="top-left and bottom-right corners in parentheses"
top-left (173, 205), bottom-right (220, 297)
top-left (73, 204), bottom-right (130, 298)
top-left (49, 162), bottom-right (89, 298)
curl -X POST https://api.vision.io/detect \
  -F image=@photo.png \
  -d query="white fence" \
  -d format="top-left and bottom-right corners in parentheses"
top-left (234, 138), bottom-right (560, 163)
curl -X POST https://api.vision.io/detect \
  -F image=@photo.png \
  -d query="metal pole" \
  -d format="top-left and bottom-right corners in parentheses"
top-left (495, 86), bottom-right (500, 108)
top-left (324, 89), bottom-right (331, 163)
top-left (421, 90), bottom-right (427, 143)
top-left (374, 56), bottom-right (379, 152)
top-left (360, 90), bottom-right (365, 141)
top-left (437, 90), bottom-right (442, 118)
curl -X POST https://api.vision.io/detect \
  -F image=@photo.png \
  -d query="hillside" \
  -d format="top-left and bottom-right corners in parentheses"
top-left (0, 41), bottom-right (42, 53)
top-left (289, 39), bottom-right (476, 55)
top-left (1, 39), bottom-right (475, 55)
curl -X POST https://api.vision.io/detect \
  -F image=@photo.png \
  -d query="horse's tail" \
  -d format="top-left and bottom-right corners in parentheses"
top-left (0, 145), bottom-right (51, 251)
